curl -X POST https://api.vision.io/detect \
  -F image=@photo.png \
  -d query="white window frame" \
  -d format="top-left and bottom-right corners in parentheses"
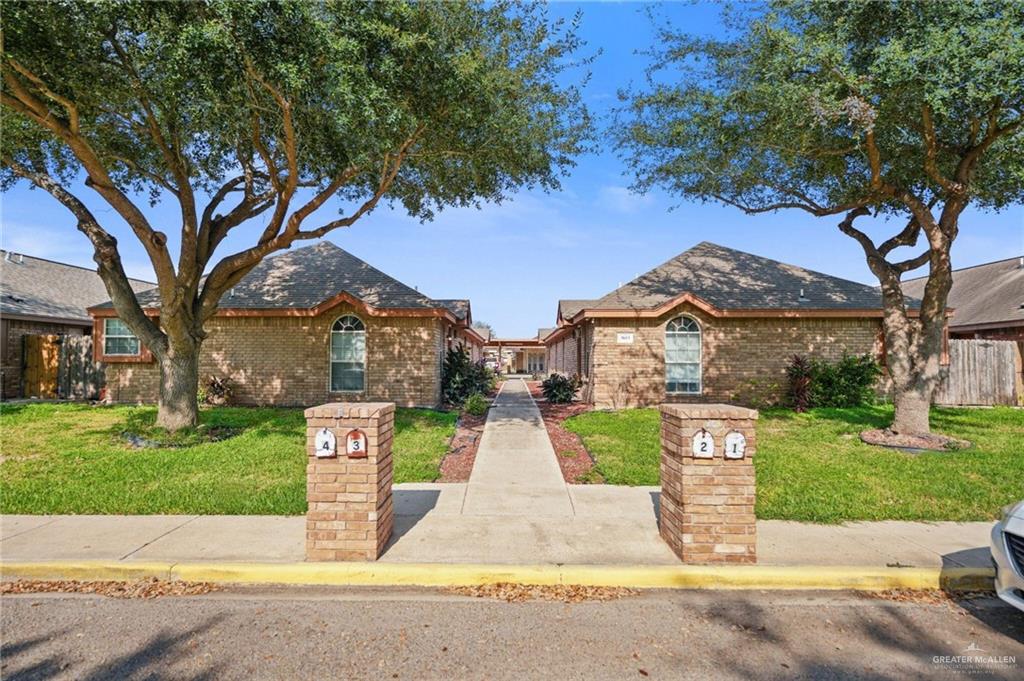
top-left (103, 318), bottom-right (140, 356)
top-left (329, 315), bottom-right (366, 393)
top-left (665, 315), bottom-right (702, 395)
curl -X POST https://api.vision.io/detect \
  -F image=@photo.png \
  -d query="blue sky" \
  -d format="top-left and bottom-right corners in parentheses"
top-left (2, 1), bottom-right (1022, 338)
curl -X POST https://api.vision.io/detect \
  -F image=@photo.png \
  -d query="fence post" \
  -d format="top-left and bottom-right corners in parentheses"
top-left (304, 402), bottom-right (395, 561)
top-left (659, 404), bottom-right (758, 564)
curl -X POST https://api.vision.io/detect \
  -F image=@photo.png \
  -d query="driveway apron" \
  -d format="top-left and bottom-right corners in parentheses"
top-left (460, 379), bottom-right (574, 517)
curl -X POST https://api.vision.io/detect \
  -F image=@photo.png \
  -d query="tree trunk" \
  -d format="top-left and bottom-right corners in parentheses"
top-left (891, 384), bottom-right (931, 435)
top-left (156, 342), bottom-right (200, 430)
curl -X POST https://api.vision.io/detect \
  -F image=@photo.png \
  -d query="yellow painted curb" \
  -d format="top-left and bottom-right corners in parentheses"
top-left (1, 561), bottom-right (995, 592)
top-left (1, 561), bottom-right (175, 582)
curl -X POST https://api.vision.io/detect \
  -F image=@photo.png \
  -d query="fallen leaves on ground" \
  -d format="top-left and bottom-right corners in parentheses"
top-left (1, 577), bottom-right (220, 599)
top-left (860, 588), bottom-right (992, 606)
top-left (448, 582), bottom-right (638, 603)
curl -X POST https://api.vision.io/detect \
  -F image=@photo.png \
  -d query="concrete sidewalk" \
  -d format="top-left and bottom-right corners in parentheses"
top-left (0, 491), bottom-right (993, 568)
top-left (461, 379), bottom-right (573, 517)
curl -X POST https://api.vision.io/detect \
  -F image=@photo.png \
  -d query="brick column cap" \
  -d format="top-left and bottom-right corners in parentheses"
top-left (303, 402), bottom-right (396, 419)
top-left (659, 403), bottom-right (759, 420)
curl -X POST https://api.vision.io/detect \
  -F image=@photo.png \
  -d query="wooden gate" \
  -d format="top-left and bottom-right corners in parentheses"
top-left (57, 335), bottom-right (103, 400)
top-left (934, 339), bottom-right (1022, 406)
top-left (22, 334), bottom-right (61, 398)
top-left (22, 334), bottom-right (103, 399)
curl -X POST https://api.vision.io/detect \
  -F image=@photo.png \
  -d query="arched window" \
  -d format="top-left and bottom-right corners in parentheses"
top-left (330, 315), bottom-right (366, 392)
top-left (666, 316), bottom-right (701, 394)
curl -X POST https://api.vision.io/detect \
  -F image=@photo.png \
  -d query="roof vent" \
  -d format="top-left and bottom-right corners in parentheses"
top-left (799, 288), bottom-right (810, 303)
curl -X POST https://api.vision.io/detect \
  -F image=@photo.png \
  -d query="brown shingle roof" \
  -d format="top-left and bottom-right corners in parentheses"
top-left (95, 242), bottom-right (456, 313)
top-left (1, 251), bottom-right (154, 323)
top-left (537, 327), bottom-right (556, 341)
top-left (436, 299), bottom-right (471, 321)
top-left (903, 256), bottom-right (1024, 330)
top-left (586, 242), bottom-right (904, 313)
top-left (558, 299), bottom-right (598, 320)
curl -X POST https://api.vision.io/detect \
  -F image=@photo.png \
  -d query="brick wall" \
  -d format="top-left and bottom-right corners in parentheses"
top-left (1, 317), bottom-right (87, 399)
top-left (545, 333), bottom-right (578, 378)
top-left (575, 304), bottom-right (882, 409)
top-left (104, 302), bottom-right (444, 407)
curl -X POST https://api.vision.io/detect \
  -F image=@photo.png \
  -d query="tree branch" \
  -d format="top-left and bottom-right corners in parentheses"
top-left (2, 157), bottom-right (166, 353)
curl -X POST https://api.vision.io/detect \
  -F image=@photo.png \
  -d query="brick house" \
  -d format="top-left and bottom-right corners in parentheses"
top-left (0, 250), bottom-right (153, 398)
top-left (89, 242), bottom-right (484, 408)
top-left (545, 242), bottom-right (917, 409)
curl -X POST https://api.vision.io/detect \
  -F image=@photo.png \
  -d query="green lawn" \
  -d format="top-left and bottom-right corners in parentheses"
top-left (0, 403), bottom-right (456, 515)
top-left (564, 405), bottom-right (1024, 522)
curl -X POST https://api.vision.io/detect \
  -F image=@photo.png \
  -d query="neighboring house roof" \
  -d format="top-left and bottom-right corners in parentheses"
top-left (471, 326), bottom-right (492, 342)
top-left (558, 299), bottom-right (598, 321)
top-left (537, 327), bottom-right (556, 341)
top-left (903, 256), bottom-right (1024, 331)
top-left (93, 242), bottom-right (464, 318)
top-left (436, 299), bottom-right (471, 322)
top-left (1, 250), bottom-right (154, 324)
top-left (580, 241), bottom-right (907, 316)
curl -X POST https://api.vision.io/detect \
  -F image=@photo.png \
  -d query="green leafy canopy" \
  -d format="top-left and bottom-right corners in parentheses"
top-left (616, 0), bottom-right (1024, 216)
top-left (2, 0), bottom-right (592, 219)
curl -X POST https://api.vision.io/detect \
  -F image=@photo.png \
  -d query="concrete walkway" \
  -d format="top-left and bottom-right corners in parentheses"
top-left (0, 510), bottom-right (994, 568)
top-left (460, 379), bottom-right (573, 517)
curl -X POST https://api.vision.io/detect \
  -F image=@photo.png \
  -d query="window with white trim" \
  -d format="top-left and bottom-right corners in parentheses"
top-left (330, 315), bottom-right (366, 391)
top-left (103, 318), bottom-right (140, 356)
top-left (665, 316), bottom-right (701, 394)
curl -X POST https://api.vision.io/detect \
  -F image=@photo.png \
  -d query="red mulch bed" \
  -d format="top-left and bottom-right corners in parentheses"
top-left (526, 381), bottom-right (597, 483)
top-left (438, 412), bottom-right (487, 482)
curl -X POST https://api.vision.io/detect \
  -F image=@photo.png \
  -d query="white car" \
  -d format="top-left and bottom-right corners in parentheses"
top-left (991, 500), bottom-right (1024, 612)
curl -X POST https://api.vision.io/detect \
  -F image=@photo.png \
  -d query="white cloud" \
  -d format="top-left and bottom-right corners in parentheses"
top-left (598, 185), bottom-right (654, 214)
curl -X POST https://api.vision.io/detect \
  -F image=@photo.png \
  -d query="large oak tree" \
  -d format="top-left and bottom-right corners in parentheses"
top-left (617, 0), bottom-right (1023, 437)
top-left (2, 0), bottom-right (590, 429)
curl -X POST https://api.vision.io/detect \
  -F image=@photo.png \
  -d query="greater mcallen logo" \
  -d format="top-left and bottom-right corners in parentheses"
top-left (932, 642), bottom-right (1017, 675)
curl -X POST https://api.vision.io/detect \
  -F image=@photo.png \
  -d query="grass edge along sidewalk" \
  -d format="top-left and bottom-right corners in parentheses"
top-left (0, 560), bottom-right (995, 593)
top-left (0, 403), bottom-right (456, 516)
top-left (563, 405), bottom-right (1023, 523)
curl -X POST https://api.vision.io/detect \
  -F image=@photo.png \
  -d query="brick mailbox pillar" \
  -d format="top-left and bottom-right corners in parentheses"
top-left (304, 403), bottom-right (394, 561)
top-left (659, 404), bottom-right (758, 564)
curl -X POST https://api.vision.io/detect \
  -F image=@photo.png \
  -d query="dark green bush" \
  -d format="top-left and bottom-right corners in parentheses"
top-left (541, 373), bottom-right (580, 404)
top-left (442, 346), bottom-right (496, 406)
top-left (788, 353), bottom-right (881, 410)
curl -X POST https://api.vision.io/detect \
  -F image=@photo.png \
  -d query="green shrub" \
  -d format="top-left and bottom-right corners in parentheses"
top-left (809, 353), bottom-right (882, 407)
top-left (788, 353), bottom-right (881, 410)
top-left (442, 346), bottom-right (496, 406)
top-left (542, 373), bottom-right (580, 404)
top-left (463, 393), bottom-right (489, 416)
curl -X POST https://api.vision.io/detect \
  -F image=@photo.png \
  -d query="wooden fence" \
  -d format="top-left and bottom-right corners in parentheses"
top-left (22, 334), bottom-right (103, 400)
top-left (934, 339), bottom-right (1022, 406)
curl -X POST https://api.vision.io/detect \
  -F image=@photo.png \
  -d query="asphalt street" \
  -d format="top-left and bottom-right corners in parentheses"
top-left (2, 586), bottom-right (1022, 680)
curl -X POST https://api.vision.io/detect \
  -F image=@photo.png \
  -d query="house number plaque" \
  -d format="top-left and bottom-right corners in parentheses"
top-left (691, 429), bottom-right (715, 458)
top-left (314, 428), bottom-right (337, 458)
top-left (724, 431), bottom-right (747, 459)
